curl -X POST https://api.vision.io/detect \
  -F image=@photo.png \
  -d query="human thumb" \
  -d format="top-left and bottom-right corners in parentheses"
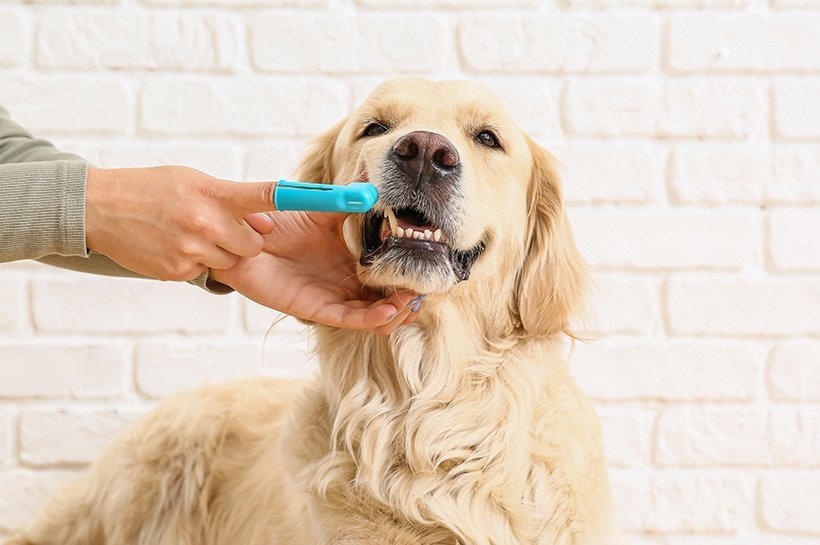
top-left (223, 181), bottom-right (278, 215)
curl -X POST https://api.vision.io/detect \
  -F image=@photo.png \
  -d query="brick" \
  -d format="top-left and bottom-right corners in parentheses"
top-left (611, 470), bottom-right (755, 533)
top-left (649, 474), bottom-right (755, 532)
top-left (633, 538), bottom-right (815, 545)
top-left (135, 341), bottom-right (261, 398)
top-left (140, 78), bottom-right (346, 137)
top-left (480, 78), bottom-right (561, 137)
top-left (31, 276), bottom-right (233, 334)
top-left (769, 343), bottom-right (820, 401)
top-left (775, 80), bottom-right (820, 139)
top-left (0, 77), bottom-right (129, 135)
top-left (772, 0), bottom-right (820, 7)
top-left (357, 0), bottom-right (537, 6)
top-left (567, 0), bottom-right (747, 6)
top-left (668, 16), bottom-right (820, 73)
top-left (668, 276), bottom-right (820, 336)
top-left (0, 469), bottom-right (78, 531)
top-left (245, 143), bottom-right (306, 181)
top-left (564, 80), bottom-right (764, 138)
top-left (771, 146), bottom-right (820, 202)
top-left (572, 210), bottom-right (760, 270)
top-left (769, 408), bottom-right (820, 466)
top-left (0, 412), bottom-right (9, 467)
top-left (554, 144), bottom-right (661, 204)
top-left (575, 273), bottom-right (657, 335)
top-left (609, 470), bottom-right (652, 533)
top-left (569, 342), bottom-right (763, 401)
top-left (0, 9), bottom-right (25, 68)
top-left (459, 16), bottom-right (656, 73)
top-left (669, 144), bottom-right (769, 204)
top-left (146, 0), bottom-right (327, 4)
top-left (0, 275), bottom-right (25, 333)
top-left (769, 209), bottom-right (820, 271)
top-left (37, 11), bottom-right (239, 72)
top-left (29, 138), bottom-right (98, 165)
top-left (258, 333), bottom-right (316, 378)
top-left (99, 145), bottom-right (242, 181)
top-left (18, 409), bottom-right (140, 466)
top-left (243, 302), bottom-right (313, 376)
top-left (563, 80), bottom-right (657, 136)
top-left (760, 475), bottom-right (820, 533)
top-left (251, 14), bottom-right (446, 74)
top-left (596, 407), bottom-right (653, 468)
top-left (346, 76), bottom-right (386, 110)
top-left (655, 407), bottom-right (769, 466)
top-left (0, 343), bottom-right (125, 399)
top-left (20, 0), bottom-right (120, 3)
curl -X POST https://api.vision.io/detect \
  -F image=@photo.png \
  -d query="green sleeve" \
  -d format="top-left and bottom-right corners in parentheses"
top-left (0, 104), bottom-right (231, 294)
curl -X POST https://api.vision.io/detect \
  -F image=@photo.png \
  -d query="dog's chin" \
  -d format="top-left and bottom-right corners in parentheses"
top-left (358, 208), bottom-right (485, 294)
top-left (359, 243), bottom-right (457, 293)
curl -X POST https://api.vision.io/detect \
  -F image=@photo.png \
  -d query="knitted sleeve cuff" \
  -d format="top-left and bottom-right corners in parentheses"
top-left (0, 160), bottom-right (89, 262)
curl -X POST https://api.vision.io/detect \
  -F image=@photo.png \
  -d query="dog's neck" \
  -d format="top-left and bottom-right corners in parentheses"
top-left (310, 290), bottom-right (563, 541)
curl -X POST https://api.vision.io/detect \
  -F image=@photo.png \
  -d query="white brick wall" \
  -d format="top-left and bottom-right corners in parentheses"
top-left (0, 0), bottom-right (818, 542)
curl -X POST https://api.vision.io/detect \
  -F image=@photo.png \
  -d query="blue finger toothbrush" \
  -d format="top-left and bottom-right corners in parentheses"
top-left (273, 181), bottom-right (378, 213)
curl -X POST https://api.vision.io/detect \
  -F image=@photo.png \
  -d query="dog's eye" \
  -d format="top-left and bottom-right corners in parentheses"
top-left (475, 129), bottom-right (500, 149)
top-left (362, 122), bottom-right (389, 137)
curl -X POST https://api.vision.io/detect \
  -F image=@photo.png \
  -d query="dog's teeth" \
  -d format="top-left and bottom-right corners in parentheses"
top-left (416, 231), bottom-right (424, 240)
top-left (424, 229), bottom-right (432, 240)
top-left (385, 207), bottom-right (398, 236)
top-left (433, 229), bottom-right (442, 241)
top-left (405, 228), bottom-right (414, 238)
top-left (397, 226), bottom-right (404, 238)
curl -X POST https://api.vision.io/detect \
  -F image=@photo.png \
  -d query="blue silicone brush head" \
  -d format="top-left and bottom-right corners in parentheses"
top-left (273, 180), bottom-right (378, 213)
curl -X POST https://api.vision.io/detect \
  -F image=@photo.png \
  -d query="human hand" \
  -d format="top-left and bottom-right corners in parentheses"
top-left (211, 211), bottom-right (421, 335)
top-left (85, 166), bottom-right (276, 281)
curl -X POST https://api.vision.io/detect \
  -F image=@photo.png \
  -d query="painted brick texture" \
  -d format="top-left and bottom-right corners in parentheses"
top-left (0, 1), bottom-right (818, 542)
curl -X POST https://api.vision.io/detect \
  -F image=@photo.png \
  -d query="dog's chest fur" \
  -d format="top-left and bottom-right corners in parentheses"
top-left (281, 314), bottom-right (611, 545)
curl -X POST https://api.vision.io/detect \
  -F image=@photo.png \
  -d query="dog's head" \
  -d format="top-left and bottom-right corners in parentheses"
top-left (297, 77), bottom-right (586, 338)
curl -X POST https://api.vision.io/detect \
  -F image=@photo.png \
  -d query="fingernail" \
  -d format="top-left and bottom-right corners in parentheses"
top-left (408, 295), bottom-right (425, 313)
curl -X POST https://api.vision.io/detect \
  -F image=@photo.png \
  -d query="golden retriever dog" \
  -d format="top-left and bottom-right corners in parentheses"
top-left (7, 77), bottom-right (625, 545)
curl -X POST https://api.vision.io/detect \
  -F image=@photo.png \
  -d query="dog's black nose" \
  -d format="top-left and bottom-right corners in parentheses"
top-left (391, 131), bottom-right (460, 179)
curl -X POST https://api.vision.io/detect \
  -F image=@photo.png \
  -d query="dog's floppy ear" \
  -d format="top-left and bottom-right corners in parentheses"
top-left (513, 136), bottom-right (587, 339)
top-left (294, 118), bottom-right (347, 183)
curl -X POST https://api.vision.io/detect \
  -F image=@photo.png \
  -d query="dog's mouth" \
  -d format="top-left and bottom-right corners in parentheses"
top-left (360, 205), bottom-right (485, 283)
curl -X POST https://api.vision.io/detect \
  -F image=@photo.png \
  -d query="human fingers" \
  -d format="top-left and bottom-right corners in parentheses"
top-left (199, 246), bottom-right (241, 271)
top-left (310, 301), bottom-right (399, 330)
top-left (244, 212), bottom-right (276, 235)
top-left (215, 218), bottom-right (265, 258)
top-left (369, 293), bottom-right (424, 336)
top-left (221, 181), bottom-right (278, 215)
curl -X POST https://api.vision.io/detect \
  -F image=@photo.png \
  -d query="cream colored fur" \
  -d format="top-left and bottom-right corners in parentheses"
top-left (7, 78), bottom-right (625, 545)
